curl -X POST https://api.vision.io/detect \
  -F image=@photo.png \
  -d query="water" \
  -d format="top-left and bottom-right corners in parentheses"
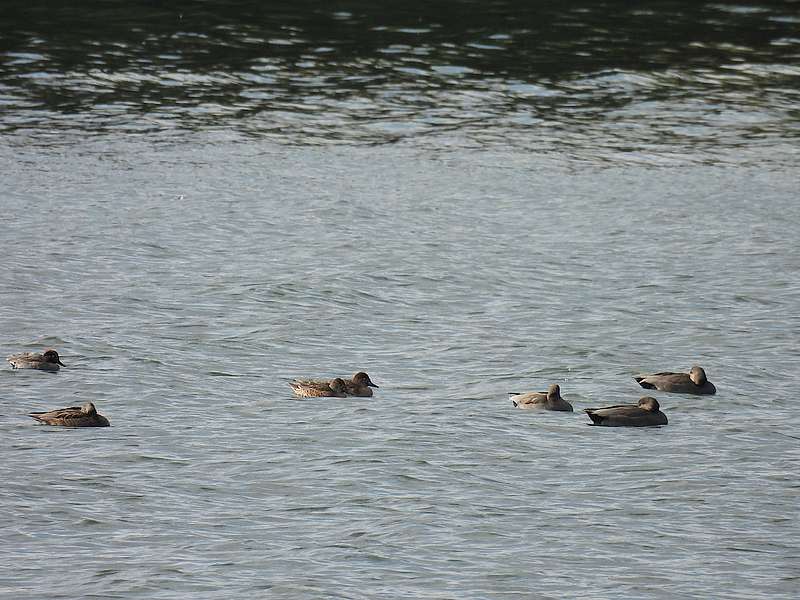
top-left (1, 2), bottom-right (799, 598)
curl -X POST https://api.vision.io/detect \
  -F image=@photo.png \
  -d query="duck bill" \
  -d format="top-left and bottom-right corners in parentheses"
top-left (57, 360), bottom-right (66, 367)
top-left (369, 382), bottom-right (379, 388)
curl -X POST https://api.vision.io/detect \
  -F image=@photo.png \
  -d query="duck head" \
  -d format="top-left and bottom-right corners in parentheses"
top-left (43, 349), bottom-right (65, 367)
top-left (330, 378), bottom-right (348, 394)
top-left (352, 372), bottom-right (378, 388)
top-left (638, 397), bottom-right (660, 412)
top-left (689, 366), bottom-right (707, 386)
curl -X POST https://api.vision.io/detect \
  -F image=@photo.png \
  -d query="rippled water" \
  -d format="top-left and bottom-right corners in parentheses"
top-left (2, 2), bottom-right (799, 599)
top-left (3, 0), bottom-right (800, 162)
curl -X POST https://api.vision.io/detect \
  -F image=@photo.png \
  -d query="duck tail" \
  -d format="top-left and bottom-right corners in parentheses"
top-left (634, 377), bottom-right (656, 389)
top-left (584, 409), bottom-right (604, 425)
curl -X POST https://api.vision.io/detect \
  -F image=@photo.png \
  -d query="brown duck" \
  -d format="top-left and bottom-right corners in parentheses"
top-left (585, 397), bottom-right (668, 427)
top-left (29, 402), bottom-right (110, 427)
top-left (510, 384), bottom-right (573, 411)
top-left (7, 349), bottom-right (65, 372)
top-left (289, 377), bottom-right (349, 398)
top-left (634, 366), bottom-right (716, 395)
top-left (344, 372), bottom-right (379, 397)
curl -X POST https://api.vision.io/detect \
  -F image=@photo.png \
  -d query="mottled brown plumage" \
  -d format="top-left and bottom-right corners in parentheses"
top-left (289, 377), bottom-right (349, 398)
top-left (29, 402), bottom-right (110, 427)
top-left (290, 372), bottom-right (378, 398)
top-left (7, 349), bottom-right (65, 372)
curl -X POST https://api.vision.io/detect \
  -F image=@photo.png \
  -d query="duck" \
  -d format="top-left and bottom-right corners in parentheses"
top-left (7, 349), bottom-right (65, 372)
top-left (289, 377), bottom-right (349, 398)
top-left (29, 402), bottom-right (110, 427)
top-left (510, 383), bottom-right (573, 411)
top-left (634, 366), bottom-right (716, 395)
top-left (344, 372), bottom-right (379, 397)
top-left (584, 397), bottom-right (668, 427)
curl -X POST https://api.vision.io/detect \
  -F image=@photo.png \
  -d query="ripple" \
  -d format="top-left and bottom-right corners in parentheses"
top-left (1, 7), bottom-right (799, 600)
top-left (0, 2), bottom-right (798, 164)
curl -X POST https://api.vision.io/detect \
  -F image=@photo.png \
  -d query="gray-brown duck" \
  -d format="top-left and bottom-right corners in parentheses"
top-left (29, 402), bottom-right (110, 427)
top-left (585, 397), bottom-right (668, 427)
top-left (7, 349), bottom-right (65, 372)
top-left (510, 384), bottom-right (573, 411)
top-left (634, 366), bottom-right (716, 395)
top-left (289, 377), bottom-right (349, 398)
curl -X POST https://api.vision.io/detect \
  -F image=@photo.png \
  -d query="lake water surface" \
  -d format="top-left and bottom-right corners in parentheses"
top-left (1, 2), bottom-right (799, 598)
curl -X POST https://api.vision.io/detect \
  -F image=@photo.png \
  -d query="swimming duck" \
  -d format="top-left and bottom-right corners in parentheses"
top-left (634, 366), bottom-right (716, 395)
top-left (29, 402), bottom-right (110, 427)
top-left (289, 377), bottom-right (349, 398)
top-left (510, 383), bottom-right (573, 411)
top-left (344, 372), bottom-right (379, 397)
top-left (584, 397), bottom-right (668, 427)
top-left (7, 349), bottom-right (65, 372)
